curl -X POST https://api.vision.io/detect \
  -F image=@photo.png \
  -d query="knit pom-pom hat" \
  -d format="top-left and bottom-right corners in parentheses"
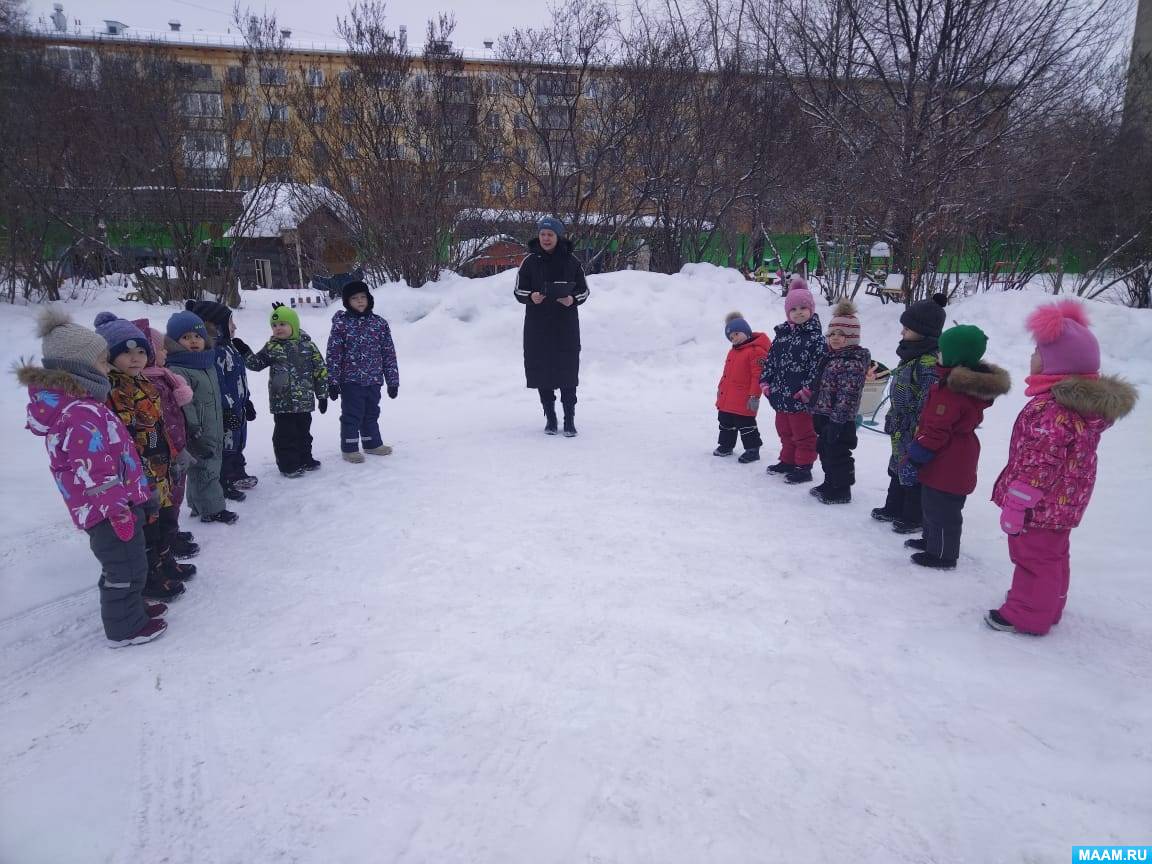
top-left (784, 278), bottom-right (816, 314)
top-left (36, 308), bottom-right (109, 371)
top-left (94, 312), bottom-right (153, 364)
top-left (827, 299), bottom-right (861, 347)
top-left (900, 293), bottom-right (948, 339)
top-left (1026, 300), bottom-right (1100, 375)
top-left (724, 310), bottom-right (753, 340)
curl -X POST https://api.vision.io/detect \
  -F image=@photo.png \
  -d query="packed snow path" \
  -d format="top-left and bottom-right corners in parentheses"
top-left (1, 270), bottom-right (1149, 863)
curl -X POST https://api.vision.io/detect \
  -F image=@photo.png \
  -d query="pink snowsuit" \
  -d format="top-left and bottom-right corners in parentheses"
top-left (991, 375), bottom-right (1136, 634)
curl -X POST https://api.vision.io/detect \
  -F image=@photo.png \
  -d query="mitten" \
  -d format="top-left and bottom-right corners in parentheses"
top-left (172, 448), bottom-right (194, 482)
top-left (746, 396), bottom-right (760, 413)
top-left (794, 387), bottom-right (812, 403)
top-left (387, 385), bottom-right (398, 400)
top-left (1000, 482), bottom-right (1043, 536)
top-left (906, 441), bottom-right (935, 465)
top-left (318, 398), bottom-right (328, 415)
top-left (109, 505), bottom-right (136, 542)
top-left (328, 383), bottom-right (341, 401)
top-left (231, 337), bottom-right (252, 356)
top-left (244, 399), bottom-right (257, 422)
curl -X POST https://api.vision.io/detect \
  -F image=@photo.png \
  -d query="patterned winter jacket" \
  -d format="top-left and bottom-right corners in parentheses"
top-left (326, 310), bottom-right (399, 389)
top-left (760, 315), bottom-right (825, 413)
top-left (19, 365), bottom-right (150, 530)
top-left (884, 352), bottom-right (939, 478)
top-left (991, 375), bottom-right (1137, 531)
top-left (167, 346), bottom-right (225, 453)
top-left (245, 331), bottom-right (328, 414)
top-left (809, 345), bottom-right (871, 425)
top-left (215, 341), bottom-right (251, 453)
top-left (142, 365), bottom-right (192, 455)
top-left (107, 370), bottom-right (174, 508)
top-left (716, 332), bottom-right (771, 416)
top-left (911, 364), bottom-right (1011, 496)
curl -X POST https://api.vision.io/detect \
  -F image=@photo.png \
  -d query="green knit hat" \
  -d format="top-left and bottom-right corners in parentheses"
top-left (270, 304), bottom-right (299, 339)
top-left (939, 324), bottom-right (988, 368)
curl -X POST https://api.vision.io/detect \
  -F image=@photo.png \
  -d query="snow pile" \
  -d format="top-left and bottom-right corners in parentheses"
top-left (227, 183), bottom-right (355, 238)
top-left (0, 271), bottom-right (1149, 863)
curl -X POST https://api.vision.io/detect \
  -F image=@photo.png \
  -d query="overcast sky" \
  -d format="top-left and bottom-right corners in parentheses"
top-left (38, 0), bottom-right (550, 48)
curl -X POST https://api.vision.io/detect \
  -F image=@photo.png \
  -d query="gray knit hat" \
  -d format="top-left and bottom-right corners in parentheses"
top-left (38, 308), bottom-right (108, 371)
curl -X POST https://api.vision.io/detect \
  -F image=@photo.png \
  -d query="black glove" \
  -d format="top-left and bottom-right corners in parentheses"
top-left (328, 383), bottom-right (341, 401)
top-left (387, 384), bottom-right (398, 400)
top-left (318, 398), bottom-right (328, 415)
top-left (231, 337), bottom-right (252, 356)
top-left (244, 399), bottom-right (257, 422)
top-left (187, 436), bottom-right (214, 460)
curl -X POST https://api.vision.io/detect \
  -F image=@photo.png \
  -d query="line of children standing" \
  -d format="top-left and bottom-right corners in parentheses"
top-left (20, 285), bottom-right (401, 648)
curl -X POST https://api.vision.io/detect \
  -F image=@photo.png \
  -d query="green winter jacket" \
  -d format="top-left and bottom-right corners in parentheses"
top-left (244, 331), bottom-right (328, 414)
top-left (166, 350), bottom-right (225, 452)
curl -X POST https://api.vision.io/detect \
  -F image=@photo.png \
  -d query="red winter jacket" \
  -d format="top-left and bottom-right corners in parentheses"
top-left (716, 332), bottom-right (771, 416)
top-left (913, 364), bottom-right (1011, 496)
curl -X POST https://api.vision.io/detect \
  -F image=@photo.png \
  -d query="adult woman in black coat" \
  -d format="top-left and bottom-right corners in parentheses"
top-left (513, 217), bottom-right (590, 436)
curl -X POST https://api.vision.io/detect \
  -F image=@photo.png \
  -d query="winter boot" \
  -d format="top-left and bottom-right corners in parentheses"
top-left (304, 459), bottom-right (322, 471)
top-left (910, 551), bottom-right (956, 570)
top-left (891, 520), bottom-right (922, 535)
top-left (200, 509), bottom-right (239, 525)
top-left (343, 451), bottom-right (366, 464)
top-left (176, 531), bottom-right (194, 543)
top-left (784, 465), bottom-right (813, 485)
top-left (870, 507), bottom-right (899, 522)
top-left (808, 483), bottom-right (826, 497)
top-left (766, 461), bottom-right (795, 475)
top-left (233, 474), bottom-right (259, 490)
top-left (107, 618), bottom-right (167, 649)
top-left (738, 448), bottom-right (760, 464)
top-left (365, 444), bottom-right (393, 456)
top-left (171, 536), bottom-right (199, 560)
top-left (160, 557), bottom-right (196, 581)
top-left (984, 610), bottom-right (1018, 632)
top-left (713, 446), bottom-right (734, 457)
top-left (815, 485), bottom-right (851, 505)
top-left (903, 538), bottom-right (928, 551)
top-left (142, 578), bottom-right (185, 602)
top-left (543, 403), bottom-right (558, 435)
top-left (224, 485), bottom-right (247, 502)
top-left (562, 406), bottom-right (577, 438)
top-left (145, 602), bottom-right (168, 619)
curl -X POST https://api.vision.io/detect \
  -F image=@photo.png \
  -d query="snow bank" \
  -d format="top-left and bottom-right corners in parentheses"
top-left (0, 271), bottom-right (1149, 863)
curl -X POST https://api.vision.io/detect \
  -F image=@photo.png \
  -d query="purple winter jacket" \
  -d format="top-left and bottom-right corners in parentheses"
top-left (19, 365), bottom-right (150, 531)
top-left (326, 310), bottom-right (399, 389)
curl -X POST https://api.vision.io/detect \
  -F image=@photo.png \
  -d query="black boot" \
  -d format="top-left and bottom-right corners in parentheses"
top-left (766, 461), bottom-right (795, 475)
top-left (784, 465), bottom-right (813, 484)
top-left (562, 405), bottom-right (577, 437)
top-left (543, 402), bottom-right (558, 435)
top-left (737, 448), bottom-right (760, 464)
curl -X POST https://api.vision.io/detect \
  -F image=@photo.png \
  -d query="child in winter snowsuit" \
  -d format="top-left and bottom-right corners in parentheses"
top-left (986, 301), bottom-right (1137, 635)
top-left (903, 325), bottom-right (1011, 569)
top-left (17, 310), bottom-right (166, 647)
top-left (804, 300), bottom-right (870, 504)
top-left (715, 312), bottom-right (771, 463)
top-left (238, 303), bottom-right (328, 478)
top-left (872, 295), bottom-right (948, 533)
top-left (760, 277), bottom-right (825, 484)
top-left (133, 320), bottom-right (198, 560)
top-left (185, 300), bottom-right (258, 500)
top-left (95, 313), bottom-right (194, 601)
top-left (325, 281), bottom-right (400, 463)
top-left (165, 311), bottom-right (237, 525)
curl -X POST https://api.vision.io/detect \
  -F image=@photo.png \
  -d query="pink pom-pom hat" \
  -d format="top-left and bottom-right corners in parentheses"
top-left (1026, 300), bottom-right (1100, 375)
top-left (785, 276), bottom-right (815, 313)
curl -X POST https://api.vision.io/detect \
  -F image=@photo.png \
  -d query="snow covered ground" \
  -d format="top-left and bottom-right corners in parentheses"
top-left (1, 268), bottom-right (1149, 863)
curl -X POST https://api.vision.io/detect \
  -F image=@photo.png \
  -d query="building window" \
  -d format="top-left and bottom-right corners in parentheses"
top-left (232, 103), bottom-right (248, 121)
top-left (349, 176), bottom-right (361, 193)
top-left (306, 68), bottom-right (324, 87)
top-left (226, 65), bottom-right (246, 85)
top-left (487, 146), bottom-right (504, 162)
top-left (340, 107), bottom-right (357, 125)
top-left (264, 103), bottom-right (289, 121)
top-left (342, 143), bottom-right (358, 160)
top-left (259, 67), bottom-right (288, 86)
top-left (516, 179), bottom-right (529, 198)
top-left (339, 69), bottom-right (356, 88)
top-left (488, 179), bottom-right (504, 196)
top-left (514, 112), bottom-right (529, 129)
top-left (178, 62), bottom-right (213, 81)
top-left (514, 147), bottom-right (528, 162)
top-left (235, 175), bottom-right (254, 191)
top-left (234, 139), bottom-right (253, 158)
top-left (508, 79), bottom-right (527, 97)
top-left (182, 133), bottom-right (227, 169)
top-left (266, 138), bottom-right (291, 157)
top-left (183, 92), bottom-right (223, 117)
top-left (486, 112), bottom-right (501, 130)
top-left (45, 46), bottom-right (94, 73)
top-left (310, 106), bottom-right (328, 123)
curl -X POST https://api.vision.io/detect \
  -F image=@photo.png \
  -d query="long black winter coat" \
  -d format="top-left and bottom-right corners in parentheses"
top-left (513, 237), bottom-right (590, 390)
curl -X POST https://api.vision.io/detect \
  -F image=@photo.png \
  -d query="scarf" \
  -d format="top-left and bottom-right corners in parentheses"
top-left (895, 337), bottom-right (939, 364)
top-left (165, 348), bottom-right (216, 370)
top-left (1025, 372), bottom-right (1099, 397)
top-left (42, 358), bottom-right (111, 402)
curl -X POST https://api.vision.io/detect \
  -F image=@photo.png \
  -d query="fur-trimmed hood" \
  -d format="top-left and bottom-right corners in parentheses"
top-left (15, 363), bottom-right (89, 397)
top-left (1051, 374), bottom-right (1137, 422)
top-left (945, 363), bottom-right (1011, 401)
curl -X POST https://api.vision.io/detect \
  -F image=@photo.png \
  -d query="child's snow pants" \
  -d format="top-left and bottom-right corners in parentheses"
top-left (717, 410), bottom-right (762, 452)
top-left (998, 527), bottom-right (1072, 636)
top-left (86, 508), bottom-right (150, 640)
top-left (340, 384), bottom-right (384, 453)
top-left (774, 410), bottom-right (817, 467)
